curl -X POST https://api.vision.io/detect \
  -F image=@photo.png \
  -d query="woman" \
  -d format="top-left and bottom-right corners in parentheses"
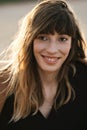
top-left (0, 0), bottom-right (87, 129)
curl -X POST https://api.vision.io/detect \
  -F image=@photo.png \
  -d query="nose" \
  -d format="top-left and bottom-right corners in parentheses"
top-left (46, 41), bottom-right (58, 54)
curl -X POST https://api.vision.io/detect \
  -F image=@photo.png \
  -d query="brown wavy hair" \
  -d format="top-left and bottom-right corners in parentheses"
top-left (0, 0), bottom-right (87, 121)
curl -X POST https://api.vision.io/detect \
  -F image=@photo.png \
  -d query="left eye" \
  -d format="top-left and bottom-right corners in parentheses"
top-left (59, 37), bottom-right (67, 42)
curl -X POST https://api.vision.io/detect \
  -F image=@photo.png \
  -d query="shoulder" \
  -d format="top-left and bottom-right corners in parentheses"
top-left (1, 94), bottom-right (14, 113)
top-left (70, 60), bottom-right (87, 94)
top-left (0, 94), bottom-right (14, 121)
top-left (69, 60), bottom-right (87, 89)
top-left (75, 60), bottom-right (87, 73)
top-left (74, 60), bottom-right (87, 80)
top-left (0, 94), bottom-right (14, 129)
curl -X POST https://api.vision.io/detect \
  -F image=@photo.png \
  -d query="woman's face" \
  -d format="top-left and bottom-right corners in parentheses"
top-left (33, 32), bottom-right (71, 73)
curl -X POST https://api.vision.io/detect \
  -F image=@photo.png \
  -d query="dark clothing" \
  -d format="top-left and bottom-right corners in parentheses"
top-left (0, 61), bottom-right (87, 130)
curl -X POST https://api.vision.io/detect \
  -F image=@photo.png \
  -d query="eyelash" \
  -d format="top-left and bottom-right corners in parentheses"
top-left (37, 36), bottom-right (48, 41)
top-left (59, 37), bottom-right (68, 42)
top-left (36, 35), bottom-right (68, 42)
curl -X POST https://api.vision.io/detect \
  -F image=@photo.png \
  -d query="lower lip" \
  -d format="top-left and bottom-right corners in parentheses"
top-left (42, 56), bottom-right (59, 65)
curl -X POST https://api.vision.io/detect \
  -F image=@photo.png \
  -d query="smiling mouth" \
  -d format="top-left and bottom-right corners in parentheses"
top-left (41, 55), bottom-right (61, 64)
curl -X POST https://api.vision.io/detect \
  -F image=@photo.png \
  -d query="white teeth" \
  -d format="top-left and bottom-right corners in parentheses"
top-left (48, 58), bottom-right (57, 62)
top-left (42, 55), bottom-right (59, 64)
top-left (45, 57), bottom-right (58, 63)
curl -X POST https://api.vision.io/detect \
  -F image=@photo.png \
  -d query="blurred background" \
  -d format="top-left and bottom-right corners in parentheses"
top-left (0, 0), bottom-right (87, 53)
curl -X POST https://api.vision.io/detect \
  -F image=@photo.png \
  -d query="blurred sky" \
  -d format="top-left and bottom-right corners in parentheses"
top-left (0, 0), bottom-right (87, 53)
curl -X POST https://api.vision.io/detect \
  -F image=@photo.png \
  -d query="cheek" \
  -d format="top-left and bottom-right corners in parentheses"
top-left (33, 42), bottom-right (43, 59)
top-left (59, 39), bottom-right (71, 54)
top-left (66, 46), bottom-right (71, 54)
top-left (62, 45), bottom-right (71, 57)
top-left (33, 40), bottom-right (45, 54)
top-left (65, 42), bottom-right (71, 52)
top-left (62, 39), bottom-right (71, 57)
top-left (33, 45), bottom-right (42, 57)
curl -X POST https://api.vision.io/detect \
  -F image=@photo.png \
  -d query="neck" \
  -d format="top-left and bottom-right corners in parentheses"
top-left (38, 69), bottom-right (59, 103)
top-left (38, 69), bottom-right (58, 88)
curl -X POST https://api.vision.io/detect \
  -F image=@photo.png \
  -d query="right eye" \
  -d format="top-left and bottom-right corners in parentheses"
top-left (36, 35), bottom-right (48, 41)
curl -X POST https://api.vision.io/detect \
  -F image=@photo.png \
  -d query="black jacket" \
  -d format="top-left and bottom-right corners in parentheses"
top-left (0, 61), bottom-right (87, 130)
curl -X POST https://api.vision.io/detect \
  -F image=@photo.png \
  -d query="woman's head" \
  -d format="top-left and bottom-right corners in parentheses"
top-left (18, 0), bottom-right (86, 71)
